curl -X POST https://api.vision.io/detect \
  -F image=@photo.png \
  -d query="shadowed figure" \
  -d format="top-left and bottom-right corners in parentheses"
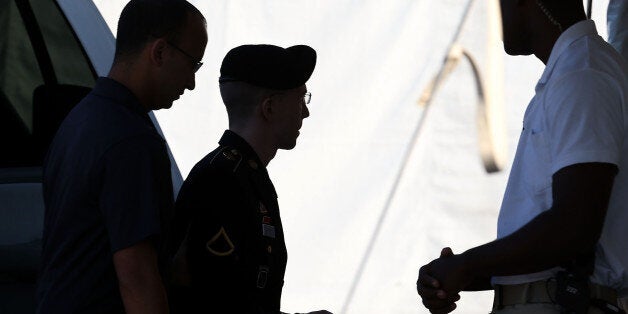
top-left (417, 1), bottom-right (628, 313)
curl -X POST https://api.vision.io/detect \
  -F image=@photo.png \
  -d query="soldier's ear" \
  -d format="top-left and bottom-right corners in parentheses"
top-left (260, 96), bottom-right (273, 121)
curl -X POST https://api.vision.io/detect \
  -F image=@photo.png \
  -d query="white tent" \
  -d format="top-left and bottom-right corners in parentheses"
top-left (93, 1), bottom-right (614, 313)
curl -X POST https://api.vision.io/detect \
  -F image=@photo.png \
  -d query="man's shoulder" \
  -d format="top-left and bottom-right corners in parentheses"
top-left (55, 92), bottom-right (162, 153)
top-left (175, 146), bottom-right (257, 227)
top-left (67, 91), bottom-right (155, 137)
top-left (188, 146), bottom-right (256, 181)
top-left (45, 95), bottom-right (165, 182)
top-left (555, 35), bottom-right (627, 83)
top-left (183, 146), bottom-right (265, 207)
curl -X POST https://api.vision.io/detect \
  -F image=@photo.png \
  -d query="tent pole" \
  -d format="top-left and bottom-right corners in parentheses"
top-left (339, 0), bottom-right (478, 312)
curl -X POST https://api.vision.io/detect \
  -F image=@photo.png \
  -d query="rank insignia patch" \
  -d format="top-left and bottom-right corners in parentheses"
top-left (206, 227), bottom-right (235, 256)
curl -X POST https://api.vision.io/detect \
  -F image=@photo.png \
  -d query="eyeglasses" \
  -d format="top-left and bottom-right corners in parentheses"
top-left (269, 92), bottom-right (312, 105)
top-left (167, 41), bottom-right (203, 73)
top-left (304, 92), bottom-right (311, 105)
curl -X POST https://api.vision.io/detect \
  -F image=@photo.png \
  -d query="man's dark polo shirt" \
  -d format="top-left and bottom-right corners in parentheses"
top-left (36, 77), bottom-right (174, 314)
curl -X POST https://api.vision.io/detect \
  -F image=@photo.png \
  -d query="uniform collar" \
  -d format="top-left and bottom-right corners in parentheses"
top-left (538, 20), bottom-right (598, 87)
top-left (218, 130), bottom-right (265, 170)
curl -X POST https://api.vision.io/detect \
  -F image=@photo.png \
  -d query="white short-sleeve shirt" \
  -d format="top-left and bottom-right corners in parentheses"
top-left (493, 20), bottom-right (628, 294)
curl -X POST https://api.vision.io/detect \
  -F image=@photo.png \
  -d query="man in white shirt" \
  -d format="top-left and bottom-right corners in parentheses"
top-left (417, 0), bottom-right (628, 313)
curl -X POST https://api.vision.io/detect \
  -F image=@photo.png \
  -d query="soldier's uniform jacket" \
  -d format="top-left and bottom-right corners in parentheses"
top-left (171, 130), bottom-right (288, 314)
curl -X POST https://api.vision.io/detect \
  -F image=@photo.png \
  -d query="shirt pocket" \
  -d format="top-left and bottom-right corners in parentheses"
top-left (522, 127), bottom-right (553, 200)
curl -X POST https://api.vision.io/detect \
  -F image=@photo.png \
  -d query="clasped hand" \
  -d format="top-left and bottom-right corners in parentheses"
top-left (416, 247), bottom-right (472, 314)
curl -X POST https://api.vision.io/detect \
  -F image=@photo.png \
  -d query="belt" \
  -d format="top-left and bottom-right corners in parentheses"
top-left (493, 280), bottom-right (619, 309)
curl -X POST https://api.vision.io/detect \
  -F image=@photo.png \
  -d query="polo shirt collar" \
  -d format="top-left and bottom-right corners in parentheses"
top-left (92, 77), bottom-right (148, 116)
top-left (538, 20), bottom-right (597, 87)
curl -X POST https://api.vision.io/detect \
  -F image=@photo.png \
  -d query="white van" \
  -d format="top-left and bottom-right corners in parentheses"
top-left (0, 1), bottom-right (182, 313)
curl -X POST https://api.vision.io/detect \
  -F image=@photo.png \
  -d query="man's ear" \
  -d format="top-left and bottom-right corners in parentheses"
top-left (261, 96), bottom-right (273, 121)
top-left (149, 38), bottom-right (168, 67)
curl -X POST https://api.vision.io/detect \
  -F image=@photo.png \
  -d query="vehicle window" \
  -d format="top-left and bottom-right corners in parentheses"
top-left (0, 0), bottom-right (43, 141)
top-left (0, 0), bottom-right (96, 167)
top-left (31, 0), bottom-right (96, 87)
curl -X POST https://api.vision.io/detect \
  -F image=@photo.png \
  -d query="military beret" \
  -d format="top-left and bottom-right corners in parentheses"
top-left (219, 44), bottom-right (316, 90)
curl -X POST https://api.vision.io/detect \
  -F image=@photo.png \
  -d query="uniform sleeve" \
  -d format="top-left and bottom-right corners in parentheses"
top-left (545, 70), bottom-right (625, 174)
top-left (99, 134), bottom-right (173, 253)
top-left (177, 168), bottom-right (259, 311)
top-left (185, 171), bottom-right (252, 275)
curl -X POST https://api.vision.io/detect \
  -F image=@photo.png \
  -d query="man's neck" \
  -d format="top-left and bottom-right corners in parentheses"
top-left (533, 17), bottom-right (586, 65)
top-left (533, 32), bottom-right (559, 65)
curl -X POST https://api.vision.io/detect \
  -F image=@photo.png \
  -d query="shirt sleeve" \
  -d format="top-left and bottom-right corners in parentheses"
top-left (99, 134), bottom-right (173, 253)
top-left (545, 69), bottom-right (625, 174)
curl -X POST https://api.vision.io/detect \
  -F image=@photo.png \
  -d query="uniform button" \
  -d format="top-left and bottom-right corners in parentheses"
top-left (248, 159), bottom-right (258, 170)
top-left (267, 245), bottom-right (272, 253)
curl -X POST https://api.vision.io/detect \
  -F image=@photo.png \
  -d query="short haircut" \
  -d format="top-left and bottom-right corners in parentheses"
top-left (219, 82), bottom-right (275, 123)
top-left (114, 0), bottom-right (204, 62)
